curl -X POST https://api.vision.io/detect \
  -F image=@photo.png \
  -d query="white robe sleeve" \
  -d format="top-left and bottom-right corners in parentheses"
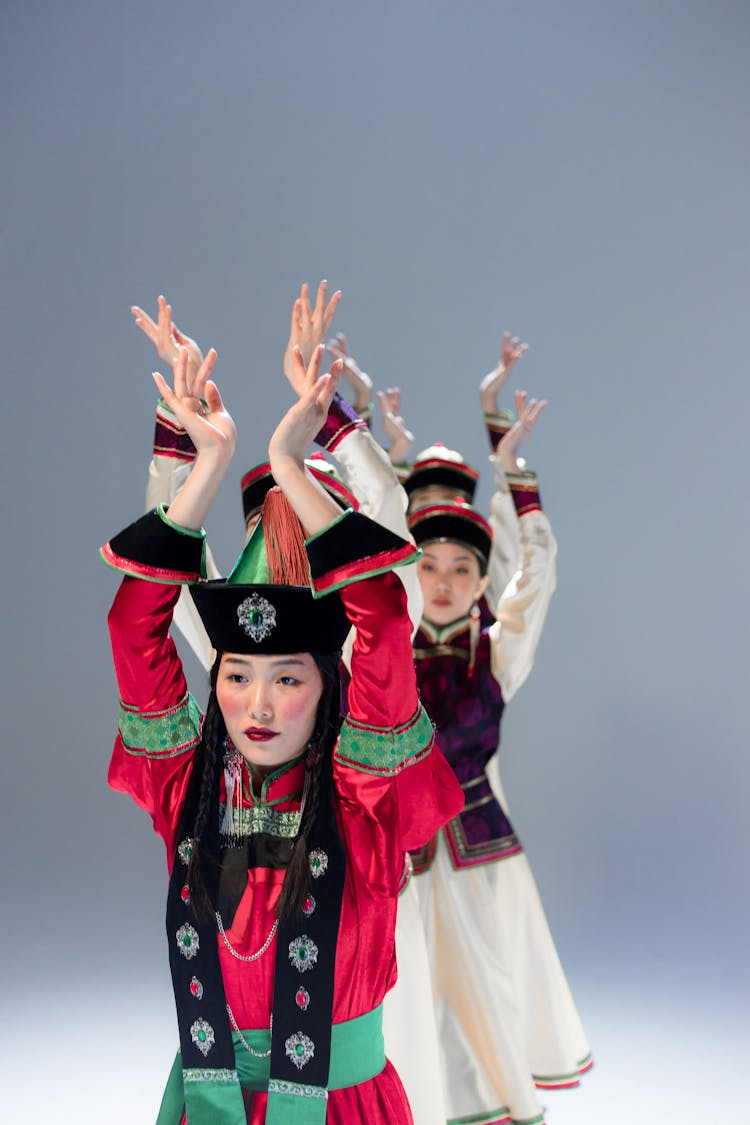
top-left (144, 400), bottom-right (219, 671)
top-left (488, 486), bottom-right (557, 705)
top-left (325, 422), bottom-right (424, 641)
top-left (487, 451), bottom-right (523, 605)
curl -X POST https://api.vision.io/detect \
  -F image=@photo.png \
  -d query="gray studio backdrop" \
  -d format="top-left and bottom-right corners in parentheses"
top-left (2, 2), bottom-right (748, 1122)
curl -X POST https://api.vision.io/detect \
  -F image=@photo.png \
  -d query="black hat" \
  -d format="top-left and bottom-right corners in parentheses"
top-left (191, 487), bottom-right (350, 654)
top-left (404, 443), bottom-right (479, 502)
top-left (408, 499), bottom-right (492, 563)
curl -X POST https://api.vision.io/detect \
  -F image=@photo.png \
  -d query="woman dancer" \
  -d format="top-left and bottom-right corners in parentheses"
top-left (130, 290), bottom-right (445, 1124)
top-left (102, 343), bottom-right (463, 1123)
top-left (408, 396), bottom-right (592, 1125)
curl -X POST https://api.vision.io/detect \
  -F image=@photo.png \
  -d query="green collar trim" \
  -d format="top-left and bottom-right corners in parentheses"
top-left (219, 803), bottom-right (302, 839)
top-left (245, 752), bottom-right (306, 804)
top-left (420, 613), bottom-right (471, 643)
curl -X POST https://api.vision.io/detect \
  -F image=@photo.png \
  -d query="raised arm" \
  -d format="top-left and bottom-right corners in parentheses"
top-left (132, 297), bottom-right (221, 668)
top-left (488, 393), bottom-right (557, 703)
top-left (481, 333), bottom-right (530, 602)
top-left (103, 346), bottom-right (235, 846)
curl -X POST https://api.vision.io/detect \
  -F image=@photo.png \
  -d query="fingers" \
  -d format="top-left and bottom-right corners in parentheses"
top-left (291, 345), bottom-right (308, 388)
top-left (315, 359), bottom-right (342, 413)
top-left (192, 347), bottom-right (218, 401)
top-left (322, 289), bottom-right (342, 334)
top-left (131, 305), bottom-right (158, 343)
top-left (300, 282), bottom-right (312, 322)
top-left (526, 398), bottom-right (548, 427)
top-left (514, 389), bottom-right (526, 417)
top-left (312, 280), bottom-right (327, 323)
top-left (172, 346), bottom-right (189, 399)
top-left (306, 342), bottom-right (325, 383)
top-left (289, 296), bottom-right (302, 335)
top-left (204, 379), bottom-right (224, 413)
top-left (152, 370), bottom-right (171, 402)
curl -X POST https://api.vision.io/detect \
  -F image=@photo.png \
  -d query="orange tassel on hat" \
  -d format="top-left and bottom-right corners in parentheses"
top-left (262, 486), bottom-right (312, 586)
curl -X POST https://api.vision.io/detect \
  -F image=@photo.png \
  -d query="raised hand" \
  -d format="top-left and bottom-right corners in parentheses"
top-left (327, 332), bottom-right (373, 413)
top-left (131, 295), bottom-right (204, 392)
top-left (497, 390), bottom-right (547, 474)
top-left (479, 331), bottom-right (529, 415)
top-left (152, 346), bottom-right (235, 463)
top-left (271, 345), bottom-right (342, 468)
top-left (283, 281), bottom-right (342, 393)
top-left (376, 387), bottom-right (414, 464)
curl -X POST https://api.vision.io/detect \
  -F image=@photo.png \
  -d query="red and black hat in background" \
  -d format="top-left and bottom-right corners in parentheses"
top-left (408, 498), bottom-right (492, 565)
top-left (404, 443), bottom-right (479, 503)
top-left (241, 454), bottom-right (358, 525)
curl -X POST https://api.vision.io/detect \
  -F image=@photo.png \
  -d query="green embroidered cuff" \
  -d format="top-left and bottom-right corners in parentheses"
top-left (335, 705), bottom-right (434, 775)
top-left (118, 692), bottom-right (203, 758)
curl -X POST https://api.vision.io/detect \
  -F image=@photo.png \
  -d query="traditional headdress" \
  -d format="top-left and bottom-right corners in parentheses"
top-left (408, 498), bottom-right (492, 565)
top-left (404, 443), bottom-right (479, 503)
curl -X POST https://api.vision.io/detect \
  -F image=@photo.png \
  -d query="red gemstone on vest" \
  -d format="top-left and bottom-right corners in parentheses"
top-left (181, 884), bottom-right (191, 903)
top-left (302, 894), bottom-right (315, 915)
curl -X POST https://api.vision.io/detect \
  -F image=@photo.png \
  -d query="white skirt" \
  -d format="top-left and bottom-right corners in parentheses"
top-left (415, 831), bottom-right (592, 1125)
top-left (384, 876), bottom-right (447, 1125)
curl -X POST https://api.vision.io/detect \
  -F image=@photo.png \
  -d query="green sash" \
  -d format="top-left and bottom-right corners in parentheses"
top-left (156, 1003), bottom-right (385, 1125)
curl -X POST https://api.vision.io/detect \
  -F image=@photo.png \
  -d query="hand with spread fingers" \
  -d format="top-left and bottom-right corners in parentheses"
top-left (152, 346), bottom-right (234, 462)
top-left (271, 345), bottom-right (343, 468)
top-left (131, 295), bottom-right (204, 392)
top-left (326, 332), bottom-right (373, 414)
top-left (376, 387), bottom-right (414, 465)
top-left (270, 345), bottom-right (344, 534)
top-left (497, 390), bottom-right (547, 474)
top-left (480, 331), bottom-right (529, 415)
top-left (283, 280), bottom-right (342, 392)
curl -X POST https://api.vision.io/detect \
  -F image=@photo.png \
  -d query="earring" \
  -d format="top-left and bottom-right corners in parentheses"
top-left (468, 602), bottom-right (481, 678)
top-left (220, 737), bottom-right (244, 846)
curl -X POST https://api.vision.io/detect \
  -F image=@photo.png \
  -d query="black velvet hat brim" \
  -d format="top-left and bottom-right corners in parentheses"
top-left (189, 581), bottom-right (350, 655)
top-left (409, 510), bottom-right (491, 561)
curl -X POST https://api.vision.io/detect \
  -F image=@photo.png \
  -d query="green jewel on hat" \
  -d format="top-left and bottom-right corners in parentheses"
top-left (237, 592), bottom-right (277, 641)
top-left (189, 486), bottom-right (351, 655)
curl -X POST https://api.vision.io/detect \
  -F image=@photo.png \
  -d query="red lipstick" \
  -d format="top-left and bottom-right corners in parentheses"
top-left (244, 727), bottom-right (277, 742)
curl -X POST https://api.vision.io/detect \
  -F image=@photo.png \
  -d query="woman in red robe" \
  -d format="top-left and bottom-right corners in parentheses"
top-left (102, 343), bottom-right (463, 1124)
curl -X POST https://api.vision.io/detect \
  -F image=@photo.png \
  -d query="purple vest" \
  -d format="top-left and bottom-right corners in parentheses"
top-left (410, 617), bottom-right (523, 871)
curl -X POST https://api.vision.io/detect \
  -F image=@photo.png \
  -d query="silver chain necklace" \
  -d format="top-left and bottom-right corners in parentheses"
top-left (215, 911), bottom-right (278, 962)
top-left (226, 1002), bottom-right (272, 1058)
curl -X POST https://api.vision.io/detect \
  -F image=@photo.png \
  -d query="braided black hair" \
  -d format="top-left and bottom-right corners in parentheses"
top-left (275, 652), bottom-right (342, 922)
top-left (184, 660), bottom-right (226, 921)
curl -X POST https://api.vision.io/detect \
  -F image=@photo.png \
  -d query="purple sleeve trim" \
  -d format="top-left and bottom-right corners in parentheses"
top-left (315, 393), bottom-right (366, 451)
top-left (153, 409), bottom-right (196, 462)
top-left (483, 409), bottom-right (514, 452)
top-left (507, 473), bottom-right (543, 516)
